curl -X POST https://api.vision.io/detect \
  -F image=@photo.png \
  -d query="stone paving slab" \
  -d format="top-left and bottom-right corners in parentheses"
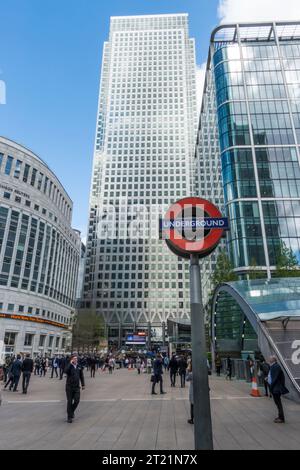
top-left (1, 369), bottom-right (300, 450)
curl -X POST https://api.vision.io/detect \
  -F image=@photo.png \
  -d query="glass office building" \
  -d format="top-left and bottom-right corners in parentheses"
top-left (197, 21), bottom-right (300, 278)
top-left (195, 62), bottom-right (225, 305)
top-left (83, 14), bottom-right (198, 346)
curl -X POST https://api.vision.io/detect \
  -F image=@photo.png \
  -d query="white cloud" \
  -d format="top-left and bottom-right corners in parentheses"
top-left (218, 0), bottom-right (300, 23)
top-left (196, 63), bottom-right (207, 115)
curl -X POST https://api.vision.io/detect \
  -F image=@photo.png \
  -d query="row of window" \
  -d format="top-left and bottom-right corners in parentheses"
top-left (0, 207), bottom-right (78, 307)
top-left (4, 331), bottom-right (66, 350)
top-left (214, 42), bottom-right (300, 66)
top-left (222, 147), bottom-right (300, 201)
top-left (2, 190), bottom-right (59, 220)
top-left (0, 302), bottom-right (70, 325)
top-left (92, 301), bottom-right (189, 309)
top-left (0, 152), bottom-right (71, 221)
top-left (227, 201), bottom-right (300, 267)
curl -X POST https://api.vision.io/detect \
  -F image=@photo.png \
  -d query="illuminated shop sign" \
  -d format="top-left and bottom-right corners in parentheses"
top-left (0, 313), bottom-right (66, 329)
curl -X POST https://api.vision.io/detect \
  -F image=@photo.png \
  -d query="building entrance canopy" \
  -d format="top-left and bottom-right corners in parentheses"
top-left (228, 278), bottom-right (300, 321)
top-left (212, 277), bottom-right (300, 401)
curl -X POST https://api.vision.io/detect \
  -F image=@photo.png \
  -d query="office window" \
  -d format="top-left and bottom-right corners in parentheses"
top-left (23, 164), bottom-right (30, 183)
top-left (24, 334), bottom-right (34, 347)
top-left (31, 168), bottom-right (37, 186)
top-left (39, 335), bottom-right (46, 347)
top-left (5, 156), bottom-right (13, 175)
top-left (14, 160), bottom-right (22, 179)
top-left (4, 332), bottom-right (17, 346)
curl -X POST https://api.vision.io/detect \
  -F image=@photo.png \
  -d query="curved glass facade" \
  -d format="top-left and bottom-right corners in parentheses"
top-left (214, 290), bottom-right (257, 353)
top-left (214, 278), bottom-right (300, 348)
top-left (211, 23), bottom-right (300, 274)
top-left (228, 278), bottom-right (300, 320)
top-left (213, 278), bottom-right (300, 393)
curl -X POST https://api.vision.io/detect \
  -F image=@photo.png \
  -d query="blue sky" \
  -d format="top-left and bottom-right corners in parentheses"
top-left (0, 0), bottom-right (220, 237)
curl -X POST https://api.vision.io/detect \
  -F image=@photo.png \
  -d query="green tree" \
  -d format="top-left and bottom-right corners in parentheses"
top-left (274, 241), bottom-right (299, 278)
top-left (211, 251), bottom-right (238, 287)
top-left (248, 257), bottom-right (266, 280)
top-left (72, 309), bottom-right (106, 352)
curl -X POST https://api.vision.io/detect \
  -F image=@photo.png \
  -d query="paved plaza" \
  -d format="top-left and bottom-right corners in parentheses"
top-left (1, 369), bottom-right (300, 450)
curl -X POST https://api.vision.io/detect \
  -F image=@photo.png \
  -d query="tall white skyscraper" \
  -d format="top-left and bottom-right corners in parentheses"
top-left (83, 14), bottom-right (198, 346)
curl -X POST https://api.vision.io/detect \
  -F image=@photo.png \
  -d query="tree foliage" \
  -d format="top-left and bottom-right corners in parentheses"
top-left (72, 309), bottom-right (105, 351)
top-left (211, 251), bottom-right (238, 288)
top-left (248, 257), bottom-right (266, 280)
top-left (274, 241), bottom-right (299, 278)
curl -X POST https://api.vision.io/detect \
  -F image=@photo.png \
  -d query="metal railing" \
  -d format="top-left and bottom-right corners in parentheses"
top-left (219, 358), bottom-right (265, 385)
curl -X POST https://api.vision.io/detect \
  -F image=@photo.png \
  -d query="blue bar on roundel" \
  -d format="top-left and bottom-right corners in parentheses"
top-left (160, 218), bottom-right (229, 230)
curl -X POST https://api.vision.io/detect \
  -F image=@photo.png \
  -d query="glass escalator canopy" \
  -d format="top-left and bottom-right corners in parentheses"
top-left (227, 278), bottom-right (300, 321)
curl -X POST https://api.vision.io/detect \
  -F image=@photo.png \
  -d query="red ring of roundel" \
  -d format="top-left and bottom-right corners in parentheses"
top-left (164, 197), bottom-right (224, 255)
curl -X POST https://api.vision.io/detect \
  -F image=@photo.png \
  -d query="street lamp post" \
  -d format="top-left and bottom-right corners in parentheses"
top-left (190, 254), bottom-right (213, 450)
top-left (161, 197), bottom-right (229, 452)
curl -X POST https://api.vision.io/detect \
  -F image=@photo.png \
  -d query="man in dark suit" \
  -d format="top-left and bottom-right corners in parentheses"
top-left (59, 355), bottom-right (66, 380)
top-left (178, 355), bottom-right (188, 388)
top-left (269, 356), bottom-right (289, 423)
top-left (65, 354), bottom-right (85, 423)
top-left (168, 353), bottom-right (178, 387)
top-left (151, 354), bottom-right (166, 395)
top-left (10, 355), bottom-right (23, 392)
top-left (90, 356), bottom-right (96, 378)
top-left (22, 354), bottom-right (34, 394)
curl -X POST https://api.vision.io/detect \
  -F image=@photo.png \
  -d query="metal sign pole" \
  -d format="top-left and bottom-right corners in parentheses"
top-left (190, 253), bottom-right (214, 450)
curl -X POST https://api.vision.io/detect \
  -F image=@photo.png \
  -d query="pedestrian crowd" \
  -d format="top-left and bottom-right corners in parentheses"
top-left (0, 350), bottom-right (289, 426)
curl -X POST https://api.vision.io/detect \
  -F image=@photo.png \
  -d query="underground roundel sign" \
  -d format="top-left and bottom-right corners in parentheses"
top-left (161, 197), bottom-right (229, 259)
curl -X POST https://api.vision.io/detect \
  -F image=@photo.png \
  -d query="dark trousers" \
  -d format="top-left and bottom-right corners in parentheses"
top-left (91, 367), bottom-right (95, 378)
top-left (152, 375), bottom-right (163, 393)
top-left (22, 372), bottom-right (31, 392)
top-left (216, 366), bottom-right (221, 377)
top-left (66, 386), bottom-right (80, 419)
top-left (51, 367), bottom-right (58, 378)
top-left (170, 371), bottom-right (177, 386)
top-left (12, 374), bottom-right (20, 391)
top-left (273, 393), bottom-right (285, 421)
top-left (179, 371), bottom-right (186, 387)
top-left (4, 375), bottom-right (13, 389)
top-left (59, 368), bottom-right (64, 380)
top-left (264, 379), bottom-right (271, 396)
top-left (191, 404), bottom-right (194, 421)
